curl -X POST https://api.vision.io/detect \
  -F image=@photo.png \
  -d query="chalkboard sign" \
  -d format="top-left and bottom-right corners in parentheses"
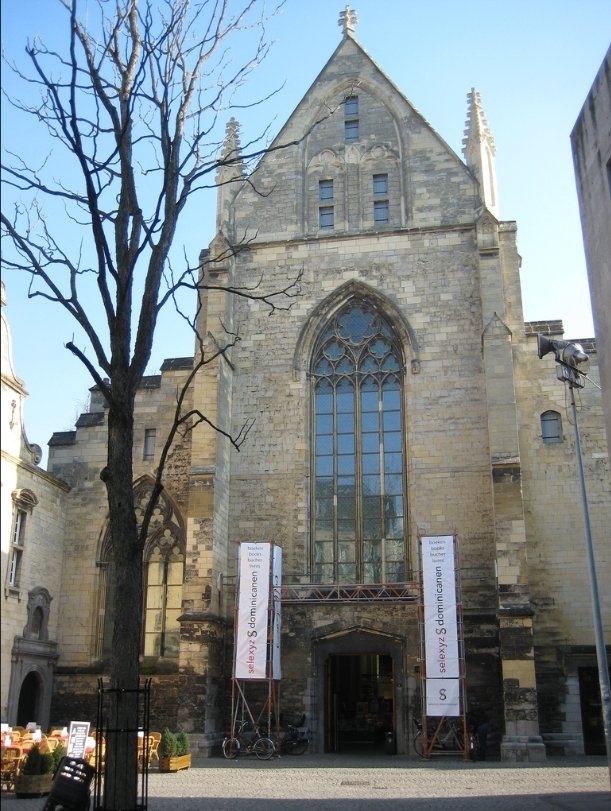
top-left (66, 721), bottom-right (90, 758)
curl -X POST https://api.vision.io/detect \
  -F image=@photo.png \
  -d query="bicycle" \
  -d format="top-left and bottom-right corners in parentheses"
top-left (279, 715), bottom-right (310, 755)
top-left (413, 716), bottom-right (479, 759)
top-left (222, 720), bottom-right (275, 760)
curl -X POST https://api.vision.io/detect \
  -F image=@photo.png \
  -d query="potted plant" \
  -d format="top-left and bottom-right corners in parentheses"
top-left (15, 744), bottom-right (55, 797)
top-left (51, 743), bottom-right (67, 774)
top-left (158, 728), bottom-right (191, 772)
top-left (175, 731), bottom-right (191, 766)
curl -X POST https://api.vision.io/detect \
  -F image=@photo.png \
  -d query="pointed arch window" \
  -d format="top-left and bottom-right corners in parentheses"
top-left (311, 299), bottom-right (407, 583)
top-left (143, 532), bottom-right (184, 658)
top-left (98, 481), bottom-right (185, 662)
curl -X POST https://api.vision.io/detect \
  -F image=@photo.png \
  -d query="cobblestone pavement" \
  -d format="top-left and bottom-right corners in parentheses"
top-left (3, 755), bottom-right (610, 811)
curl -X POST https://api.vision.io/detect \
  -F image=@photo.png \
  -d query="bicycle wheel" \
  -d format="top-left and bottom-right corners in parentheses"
top-left (253, 737), bottom-right (275, 760)
top-left (222, 737), bottom-right (240, 759)
top-left (289, 737), bottom-right (309, 755)
top-left (413, 731), bottom-right (425, 758)
top-left (468, 731), bottom-right (480, 761)
top-left (447, 722), bottom-right (464, 752)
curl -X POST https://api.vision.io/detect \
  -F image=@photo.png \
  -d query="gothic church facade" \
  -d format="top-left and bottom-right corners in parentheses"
top-left (3, 11), bottom-right (609, 760)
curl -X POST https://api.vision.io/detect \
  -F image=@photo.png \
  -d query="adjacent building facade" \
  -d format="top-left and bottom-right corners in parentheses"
top-left (1, 282), bottom-right (69, 732)
top-left (571, 46), bottom-right (611, 456)
top-left (2, 12), bottom-right (609, 760)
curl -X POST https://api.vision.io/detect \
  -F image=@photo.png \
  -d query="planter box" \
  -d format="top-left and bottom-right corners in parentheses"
top-left (15, 772), bottom-right (53, 798)
top-left (158, 753), bottom-right (191, 772)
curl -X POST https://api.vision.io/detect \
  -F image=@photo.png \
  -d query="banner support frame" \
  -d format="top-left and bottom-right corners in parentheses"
top-left (228, 542), bottom-right (281, 748)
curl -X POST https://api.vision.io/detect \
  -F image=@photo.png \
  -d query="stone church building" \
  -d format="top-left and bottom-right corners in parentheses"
top-left (2, 10), bottom-right (609, 760)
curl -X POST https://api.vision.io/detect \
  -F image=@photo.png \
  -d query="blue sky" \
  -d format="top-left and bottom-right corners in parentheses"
top-left (2, 0), bottom-right (610, 464)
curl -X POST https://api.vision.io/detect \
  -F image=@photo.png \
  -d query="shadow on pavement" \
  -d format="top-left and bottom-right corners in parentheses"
top-left (146, 793), bottom-right (610, 811)
top-left (194, 753), bottom-right (608, 771)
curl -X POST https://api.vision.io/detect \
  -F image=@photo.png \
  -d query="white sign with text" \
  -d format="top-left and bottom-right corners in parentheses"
top-left (235, 542), bottom-right (271, 680)
top-left (421, 535), bottom-right (460, 715)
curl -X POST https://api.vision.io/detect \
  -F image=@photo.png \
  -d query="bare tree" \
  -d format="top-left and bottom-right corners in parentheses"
top-left (0, 0), bottom-right (319, 805)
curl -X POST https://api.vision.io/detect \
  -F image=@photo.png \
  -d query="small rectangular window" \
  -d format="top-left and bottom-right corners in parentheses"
top-left (345, 95), bottom-right (359, 142)
top-left (319, 179), bottom-right (334, 201)
top-left (144, 428), bottom-right (156, 460)
top-left (345, 119), bottom-right (359, 141)
top-left (319, 206), bottom-right (334, 229)
top-left (345, 96), bottom-right (359, 117)
top-left (9, 549), bottom-right (22, 587)
top-left (12, 509), bottom-right (26, 547)
top-left (541, 411), bottom-right (562, 443)
top-left (374, 200), bottom-right (389, 224)
top-left (9, 510), bottom-right (26, 587)
top-left (373, 174), bottom-right (388, 195)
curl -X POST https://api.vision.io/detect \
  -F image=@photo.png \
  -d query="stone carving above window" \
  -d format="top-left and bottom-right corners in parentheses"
top-left (362, 143), bottom-right (399, 163)
top-left (308, 149), bottom-right (342, 171)
top-left (11, 488), bottom-right (39, 512)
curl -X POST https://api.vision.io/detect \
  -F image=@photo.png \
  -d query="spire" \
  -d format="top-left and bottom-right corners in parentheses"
top-left (217, 117), bottom-right (246, 185)
top-left (338, 6), bottom-right (358, 38)
top-left (215, 117), bottom-right (246, 236)
top-left (462, 88), bottom-right (499, 219)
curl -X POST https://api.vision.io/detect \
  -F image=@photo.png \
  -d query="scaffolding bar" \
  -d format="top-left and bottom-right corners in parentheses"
top-left (280, 581), bottom-right (419, 603)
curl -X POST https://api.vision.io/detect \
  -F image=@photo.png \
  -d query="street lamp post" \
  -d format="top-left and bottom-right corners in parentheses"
top-left (537, 335), bottom-right (611, 787)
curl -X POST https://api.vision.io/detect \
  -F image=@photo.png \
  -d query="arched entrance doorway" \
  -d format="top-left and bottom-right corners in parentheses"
top-left (17, 671), bottom-right (41, 727)
top-left (327, 653), bottom-right (394, 752)
top-left (7, 588), bottom-right (58, 729)
top-left (314, 628), bottom-right (406, 754)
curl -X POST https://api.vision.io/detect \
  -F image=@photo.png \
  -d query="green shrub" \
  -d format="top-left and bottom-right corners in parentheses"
top-left (158, 728), bottom-right (177, 758)
top-left (51, 743), bottom-right (67, 773)
top-left (22, 744), bottom-right (54, 775)
top-left (175, 731), bottom-right (190, 756)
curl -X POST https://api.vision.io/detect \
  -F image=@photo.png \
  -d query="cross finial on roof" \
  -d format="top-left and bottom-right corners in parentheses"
top-left (338, 6), bottom-right (358, 37)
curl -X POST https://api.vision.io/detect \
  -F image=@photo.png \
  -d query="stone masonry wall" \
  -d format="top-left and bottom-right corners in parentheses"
top-left (224, 232), bottom-right (497, 600)
top-left (47, 362), bottom-right (194, 675)
top-left (516, 332), bottom-right (611, 734)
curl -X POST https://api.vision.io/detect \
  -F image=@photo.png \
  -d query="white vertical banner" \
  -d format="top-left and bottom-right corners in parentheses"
top-left (235, 542), bottom-right (271, 680)
top-left (271, 545), bottom-right (282, 680)
top-left (421, 535), bottom-right (461, 715)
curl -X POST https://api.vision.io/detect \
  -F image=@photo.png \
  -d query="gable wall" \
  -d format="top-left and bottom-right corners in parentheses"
top-left (233, 38), bottom-right (478, 245)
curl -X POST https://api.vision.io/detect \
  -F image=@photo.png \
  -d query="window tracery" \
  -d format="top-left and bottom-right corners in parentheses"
top-left (311, 299), bottom-right (407, 583)
top-left (98, 479), bottom-right (185, 662)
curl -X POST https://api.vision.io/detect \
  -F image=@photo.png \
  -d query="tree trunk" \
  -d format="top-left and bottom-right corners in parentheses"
top-left (103, 382), bottom-right (142, 810)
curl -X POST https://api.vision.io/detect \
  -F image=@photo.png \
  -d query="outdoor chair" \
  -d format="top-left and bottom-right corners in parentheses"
top-left (1, 746), bottom-right (22, 792)
top-left (148, 732), bottom-right (161, 766)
